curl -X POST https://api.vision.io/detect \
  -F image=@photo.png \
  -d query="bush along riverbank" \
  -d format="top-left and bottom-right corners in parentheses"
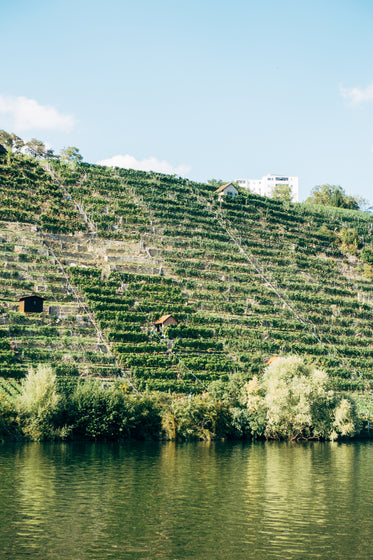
top-left (1, 358), bottom-right (372, 443)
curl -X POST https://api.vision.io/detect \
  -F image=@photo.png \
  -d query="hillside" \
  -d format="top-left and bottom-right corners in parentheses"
top-left (1, 152), bottom-right (373, 394)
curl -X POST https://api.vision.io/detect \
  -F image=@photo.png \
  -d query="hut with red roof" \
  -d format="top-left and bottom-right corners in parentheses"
top-left (215, 183), bottom-right (238, 199)
top-left (154, 314), bottom-right (178, 332)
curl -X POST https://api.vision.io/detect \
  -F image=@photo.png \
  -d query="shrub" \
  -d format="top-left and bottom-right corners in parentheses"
top-left (360, 246), bottom-right (373, 265)
top-left (332, 398), bottom-right (359, 439)
top-left (0, 396), bottom-right (18, 439)
top-left (127, 393), bottom-right (163, 440)
top-left (162, 393), bottom-right (232, 440)
top-left (15, 364), bottom-right (65, 440)
top-left (68, 380), bottom-right (123, 439)
top-left (242, 356), bottom-right (359, 441)
top-left (363, 264), bottom-right (373, 279)
top-left (68, 381), bottom-right (162, 440)
top-left (339, 227), bottom-right (358, 247)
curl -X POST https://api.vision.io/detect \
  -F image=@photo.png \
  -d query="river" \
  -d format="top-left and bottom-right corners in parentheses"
top-left (0, 441), bottom-right (372, 559)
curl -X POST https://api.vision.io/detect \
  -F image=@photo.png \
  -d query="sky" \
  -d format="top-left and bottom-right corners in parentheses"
top-left (1, 0), bottom-right (373, 205)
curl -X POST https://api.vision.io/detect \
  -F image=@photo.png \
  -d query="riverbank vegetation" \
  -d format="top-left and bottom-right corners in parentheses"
top-left (1, 359), bottom-right (371, 442)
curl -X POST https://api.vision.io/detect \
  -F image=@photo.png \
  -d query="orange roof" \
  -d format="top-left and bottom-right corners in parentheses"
top-left (266, 356), bottom-right (280, 365)
top-left (215, 182), bottom-right (236, 193)
top-left (154, 314), bottom-right (175, 325)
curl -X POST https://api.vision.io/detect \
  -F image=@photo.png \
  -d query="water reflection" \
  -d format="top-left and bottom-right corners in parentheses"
top-left (14, 444), bottom-right (57, 547)
top-left (0, 441), bottom-right (372, 559)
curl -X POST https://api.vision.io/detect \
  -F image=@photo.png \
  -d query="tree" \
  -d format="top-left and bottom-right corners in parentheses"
top-left (0, 130), bottom-right (24, 152)
top-left (360, 246), bottom-right (373, 265)
top-left (242, 356), bottom-right (359, 440)
top-left (60, 146), bottom-right (83, 164)
top-left (45, 148), bottom-right (59, 160)
top-left (0, 130), bottom-right (12, 150)
top-left (16, 365), bottom-right (61, 440)
top-left (207, 178), bottom-right (226, 188)
top-left (339, 227), bottom-right (359, 247)
top-left (25, 138), bottom-right (47, 158)
top-left (271, 183), bottom-right (293, 202)
top-left (355, 196), bottom-right (370, 212)
top-left (11, 133), bottom-right (25, 153)
top-left (306, 184), bottom-right (360, 210)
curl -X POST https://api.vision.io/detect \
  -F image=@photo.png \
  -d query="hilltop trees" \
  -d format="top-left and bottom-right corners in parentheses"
top-left (271, 183), bottom-right (293, 202)
top-left (306, 184), bottom-right (360, 210)
top-left (0, 130), bottom-right (83, 163)
top-left (207, 178), bottom-right (226, 188)
top-left (0, 130), bottom-right (24, 152)
top-left (60, 146), bottom-right (83, 163)
top-left (24, 138), bottom-right (57, 159)
top-left (25, 138), bottom-right (47, 158)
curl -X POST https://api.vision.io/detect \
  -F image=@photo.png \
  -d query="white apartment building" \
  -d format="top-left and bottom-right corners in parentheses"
top-left (235, 174), bottom-right (299, 202)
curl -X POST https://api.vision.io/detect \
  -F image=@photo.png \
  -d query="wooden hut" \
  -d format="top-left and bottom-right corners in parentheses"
top-left (0, 144), bottom-right (7, 157)
top-left (215, 183), bottom-right (238, 198)
top-left (154, 314), bottom-right (178, 332)
top-left (19, 295), bottom-right (45, 313)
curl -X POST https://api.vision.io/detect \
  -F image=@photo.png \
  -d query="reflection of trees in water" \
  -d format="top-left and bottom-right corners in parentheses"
top-left (2, 441), bottom-right (373, 560)
top-left (245, 442), bottom-right (372, 559)
top-left (153, 441), bottom-right (255, 559)
top-left (248, 444), bottom-right (333, 556)
top-left (12, 444), bottom-right (57, 556)
top-left (16, 443), bottom-right (57, 519)
top-left (245, 443), bottom-right (328, 557)
top-left (329, 443), bottom-right (373, 558)
top-left (13, 442), bottom-right (115, 559)
top-left (14, 442), bottom-right (57, 554)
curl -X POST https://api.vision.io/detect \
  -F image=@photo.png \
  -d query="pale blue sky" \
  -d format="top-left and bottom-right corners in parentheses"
top-left (1, 0), bottom-right (373, 204)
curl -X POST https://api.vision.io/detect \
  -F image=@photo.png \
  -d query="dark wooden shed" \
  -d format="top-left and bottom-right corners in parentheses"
top-left (0, 144), bottom-right (7, 157)
top-left (19, 295), bottom-right (45, 313)
top-left (154, 314), bottom-right (178, 332)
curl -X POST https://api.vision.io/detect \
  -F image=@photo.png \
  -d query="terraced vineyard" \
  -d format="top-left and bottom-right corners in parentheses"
top-left (1, 151), bottom-right (373, 393)
top-left (0, 222), bottom-right (125, 379)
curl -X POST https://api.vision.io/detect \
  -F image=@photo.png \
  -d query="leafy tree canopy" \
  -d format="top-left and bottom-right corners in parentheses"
top-left (0, 130), bottom-right (58, 159)
top-left (271, 183), bottom-right (293, 203)
top-left (60, 146), bottom-right (83, 163)
top-left (306, 184), bottom-right (360, 210)
top-left (360, 246), bottom-right (373, 265)
top-left (25, 138), bottom-right (47, 158)
top-left (16, 365), bottom-right (61, 441)
top-left (242, 356), bottom-right (359, 440)
top-left (0, 130), bottom-right (24, 152)
top-left (207, 178), bottom-right (227, 188)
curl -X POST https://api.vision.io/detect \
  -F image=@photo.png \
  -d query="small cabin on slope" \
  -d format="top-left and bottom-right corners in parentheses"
top-left (215, 183), bottom-right (238, 198)
top-left (19, 295), bottom-right (45, 313)
top-left (154, 314), bottom-right (178, 332)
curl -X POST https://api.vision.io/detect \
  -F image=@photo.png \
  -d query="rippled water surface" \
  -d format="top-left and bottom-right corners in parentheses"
top-left (0, 441), bottom-right (372, 559)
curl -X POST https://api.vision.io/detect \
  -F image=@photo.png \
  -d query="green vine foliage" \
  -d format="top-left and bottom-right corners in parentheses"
top-left (1, 152), bottom-right (373, 396)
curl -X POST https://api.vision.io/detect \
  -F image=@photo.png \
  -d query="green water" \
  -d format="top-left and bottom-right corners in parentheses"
top-left (0, 441), bottom-right (372, 559)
